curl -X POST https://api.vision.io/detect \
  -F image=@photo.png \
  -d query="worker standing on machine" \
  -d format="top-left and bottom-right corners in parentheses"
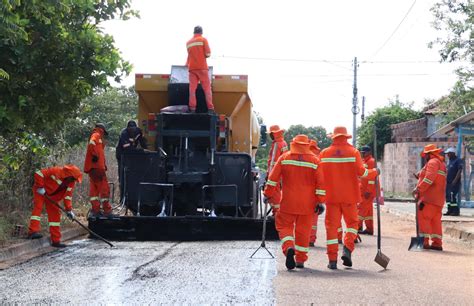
top-left (28, 164), bottom-right (82, 247)
top-left (186, 25), bottom-right (214, 114)
top-left (264, 134), bottom-right (325, 270)
top-left (320, 126), bottom-right (378, 270)
top-left (266, 125), bottom-right (288, 215)
top-left (84, 123), bottom-right (112, 218)
top-left (358, 145), bottom-right (377, 235)
top-left (309, 139), bottom-right (325, 247)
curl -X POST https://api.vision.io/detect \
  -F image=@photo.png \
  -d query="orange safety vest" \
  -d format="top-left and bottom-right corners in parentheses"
top-left (417, 155), bottom-right (447, 207)
top-left (186, 34), bottom-right (211, 71)
top-left (34, 167), bottom-right (76, 210)
top-left (264, 142), bottom-right (325, 215)
top-left (320, 138), bottom-right (377, 203)
top-left (84, 128), bottom-right (107, 173)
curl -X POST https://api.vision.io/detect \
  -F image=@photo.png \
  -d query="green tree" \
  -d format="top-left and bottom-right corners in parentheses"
top-left (284, 125), bottom-right (330, 150)
top-left (357, 98), bottom-right (423, 159)
top-left (0, 0), bottom-right (137, 135)
top-left (62, 86), bottom-right (138, 147)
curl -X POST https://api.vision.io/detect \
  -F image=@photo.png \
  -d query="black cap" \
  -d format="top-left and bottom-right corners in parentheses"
top-left (360, 145), bottom-right (371, 152)
top-left (127, 120), bottom-right (137, 128)
top-left (194, 25), bottom-right (203, 34)
top-left (95, 123), bottom-right (108, 135)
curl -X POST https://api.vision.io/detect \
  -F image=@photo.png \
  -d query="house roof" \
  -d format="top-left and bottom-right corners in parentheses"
top-left (429, 111), bottom-right (474, 137)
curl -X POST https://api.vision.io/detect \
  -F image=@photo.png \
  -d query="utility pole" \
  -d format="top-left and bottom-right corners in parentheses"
top-left (351, 57), bottom-right (359, 147)
top-left (361, 96), bottom-right (366, 122)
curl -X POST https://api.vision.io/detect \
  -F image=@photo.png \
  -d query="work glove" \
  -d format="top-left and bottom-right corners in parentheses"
top-left (36, 188), bottom-right (46, 195)
top-left (315, 203), bottom-right (325, 215)
top-left (419, 202), bottom-right (425, 211)
top-left (92, 155), bottom-right (99, 163)
top-left (66, 210), bottom-right (75, 220)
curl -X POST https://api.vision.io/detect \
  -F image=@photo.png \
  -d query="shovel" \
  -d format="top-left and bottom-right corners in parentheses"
top-left (408, 200), bottom-right (425, 251)
top-left (250, 185), bottom-right (274, 259)
top-left (373, 128), bottom-right (390, 269)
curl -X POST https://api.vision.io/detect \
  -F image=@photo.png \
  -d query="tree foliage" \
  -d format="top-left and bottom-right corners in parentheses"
top-left (357, 98), bottom-right (423, 159)
top-left (62, 86), bottom-right (138, 147)
top-left (0, 0), bottom-right (137, 135)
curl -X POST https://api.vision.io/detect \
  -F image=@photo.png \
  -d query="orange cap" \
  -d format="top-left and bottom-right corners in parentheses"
top-left (292, 134), bottom-right (310, 145)
top-left (329, 126), bottom-right (352, 139)
top-left (63, 164), bottom-right (83, 183)
top-left (420, 144), bottom-right (443, 157)
top-left (268, 125), bottom-right (284, 134)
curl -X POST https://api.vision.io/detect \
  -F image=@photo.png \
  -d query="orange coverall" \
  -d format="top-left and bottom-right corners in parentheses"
top-left (358, 154), bottom-right (377, 233)
top-left (84, 128), bottom-right (111, 215)
top-left (28, 167), bottom-right (76, 243)
top-left (266, 130), bottom-right (288, 213)
top-left (186, 33), bottom-right (213, 111)
top-left (416, 155), bottom-right (446, 248)
top-left (320, 138), bottom-right (377, 261)
top-left (309, 140), bottom-right (321, 244)
top-left (264, 141), bottom-right (325, 263)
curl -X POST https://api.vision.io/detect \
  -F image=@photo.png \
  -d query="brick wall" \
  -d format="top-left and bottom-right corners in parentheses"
top-left (390, 118), bottom-right (427, 142)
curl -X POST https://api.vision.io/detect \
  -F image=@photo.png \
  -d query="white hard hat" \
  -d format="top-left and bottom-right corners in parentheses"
top-left (445, 147), bottom-right (456, 154)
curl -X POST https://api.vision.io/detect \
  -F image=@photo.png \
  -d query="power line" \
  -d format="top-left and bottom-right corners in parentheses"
top-left (370, 0), bottom-right (417, 59)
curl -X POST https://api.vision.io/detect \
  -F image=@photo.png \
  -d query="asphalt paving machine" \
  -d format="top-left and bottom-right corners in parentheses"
top-left (88, 66), bottom-right (278, 241)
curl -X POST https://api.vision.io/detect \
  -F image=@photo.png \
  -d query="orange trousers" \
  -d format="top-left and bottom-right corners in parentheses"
top-left (89, 173), bottom-right (111, 214)
top-left (276, 211), bottom-right (312, 263)
top-left (189, 69), bottom-right (214, 111)
top-left (419, 203), bottom-right (443, 247)
top-left (309, 213), bottom-right (319, 243)
top-left (358, 196), bottom-right (374, 233)
top-left (28, 192), bottom-right (62, 243)
top-left (325, 202), bottom-right (359, 261)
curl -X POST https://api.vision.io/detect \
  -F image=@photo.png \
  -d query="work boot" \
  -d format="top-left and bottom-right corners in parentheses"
top-left (51, 242), bottom-right (67, 248)
top-left (88, 211), bottom-right (101, 219)
top-left (309, 242), bottom-right (315, 247)
top-left (28, 232), bottom-right (43, 239)
top-left (443, 209), bottom-right (452, 216)
top-left (341, 246), bottom-right (353, 267)
top-left (327, 261), bottom-right (337, 270)
top-left (285, 248), bottom-right (296, 270)
top-left (450, 209), bottom-right (460, 216)
top-left (423, 244), bottom-right (431, 250)
top-left (296, 262), bottom-right (305, 268)
top-left (360, 229), bottom-right (373, 235)
top-left (430, 245), bottom-right (443, 251)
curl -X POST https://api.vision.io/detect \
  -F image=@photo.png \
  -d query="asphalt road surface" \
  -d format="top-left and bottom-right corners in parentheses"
top-left (0, 212), bottom-right (472, 304)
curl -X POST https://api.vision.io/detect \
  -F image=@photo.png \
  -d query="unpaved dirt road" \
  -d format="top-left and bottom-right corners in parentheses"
top-left (0, 212), bottom-right (472, 304)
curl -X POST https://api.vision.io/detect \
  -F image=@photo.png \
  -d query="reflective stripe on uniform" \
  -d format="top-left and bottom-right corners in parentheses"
top-left (363, 163), bottom-right (368, 168)
top-left (35, 170), bottom-right (44, 177)
top-left (281, 236), bottom-right (295, 244)
top-left (358, 215), bottom-right (364, 220)
top-left (50, 175), bottom-right (62, 185)
top-left (49, 222), bottom-right (61, 227)
top-left (312, 226), bottom-right (318, 230)
top-left (64, 196), bottom-right (72, 201)
top-left (431, 234), bottom-right (442, 239)
top-left (437, 170), bottom-right (446, 176)
top-left (337, 227), bottom-right (343, 232)
top-left (420, 232), bottom-right (430, 238)
top-left (368, 181), bottom-right (376, 184)
top-left (123, 143), bottom-right (131, 148)
top-left (281, 160), bottom-right (317, 169)
top-left (266, 180), bottom-right (277, 187)
top-left (187, 41), bottom-right (204, 48)
top-left (89, 140), bottom-right (96, 145)
top-left (30, 216), bottom-right (41, 221)
top-left (295, 245), bottom-right (309, 253)
top-left (327, 239), bottom-right (339, 245)
top-left (315, 189), bottom-right (326, 195)
top-left (100, 197), bottom-right (109, 203)
top-left (361, 169), bottom-right (369, 177)
top-left (271, 204), bottom-right (280, 209)
top-left (67, 187), bottom-right (72, 191)
top-left (423, 178), bottom-right (433, 185)
top-left (346, 228), bottom-right (358, 234)
top-left (281, 146), bottom-right (288, 152)
top-left (90, 196), bottom-right (100, 201)
top-left (98, 139), bottom-right (103, 144)
top-left (320, 157), bottom-right (356, 163)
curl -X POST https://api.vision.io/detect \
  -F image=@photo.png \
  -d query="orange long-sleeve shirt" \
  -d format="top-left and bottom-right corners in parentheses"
top-left (84, 128), bottom-right (107, 173)
top-left (186, 34), bottom-right (211, 71)
top-left (417, 156), bottom-right (446, 207)
top-left (320, 138), bottom-right (377, 203)
top-left (360, 154), bottom-right (377, 197)
top-left (267, 131), bottom-right (288, 171)
top-left (33, 167), bottom-right (76, 210)
top-left (264, 143), bottom-right (325, 215)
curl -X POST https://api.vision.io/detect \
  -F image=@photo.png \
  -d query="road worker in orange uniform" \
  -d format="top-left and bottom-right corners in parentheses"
top-left (28, 164), bottom-right (82, 247)
top-left (413, 144), bottom-right (447, 251)
top-left (186, 25), bottom-right (214, 113)
top-left (264, 134), bottom-right (325, 270)
top-left (358, 145), bottom-right (377, 235)
top-left (320, 126), bottom-right (378, 269)
top-left (84, 123), bottom-right (112, 218)
top-left (265, 125), bottom-right (288, 214)
top-left (309, 139), bottom-right (325, 247)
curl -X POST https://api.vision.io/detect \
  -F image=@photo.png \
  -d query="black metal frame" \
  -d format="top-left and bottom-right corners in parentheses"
top-left (137, 182), bottom-right (174, 217)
